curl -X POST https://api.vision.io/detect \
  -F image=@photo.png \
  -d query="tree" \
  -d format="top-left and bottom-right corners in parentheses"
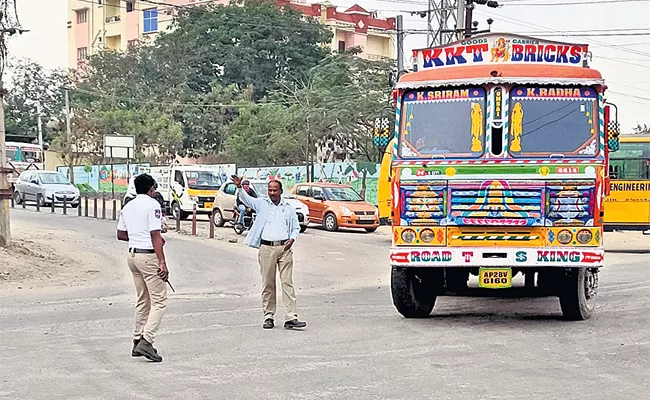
top-left (632, 124), bottom-right (650, 135)
top-left (156, 0), bottom-right (333, 100)
top-left (225, 101), bottom-right (304, 165)
top-left (4, 58), bottom-right (70, 143)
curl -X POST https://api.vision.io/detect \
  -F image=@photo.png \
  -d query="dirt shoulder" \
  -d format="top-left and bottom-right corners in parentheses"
top-left (0, 221), bottom-right (125, 290)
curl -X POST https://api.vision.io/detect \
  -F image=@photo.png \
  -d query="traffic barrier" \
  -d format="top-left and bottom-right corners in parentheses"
top-left (101, 197), bottom-right (106, 220)
top-left (93, 198), bottom-right (98, 218)
top-left (112, 200), bottom-right (117, 221)
top-left (192, 204), bottom-right (197, 236)
top-left (209, 211), bottom-right (215, 239)
top-left (84, 197), bottom-right (89, 217)
top-left (63, 197), bottom-right (67, 215)
top-left (51, 199), bottom-right (55, 214)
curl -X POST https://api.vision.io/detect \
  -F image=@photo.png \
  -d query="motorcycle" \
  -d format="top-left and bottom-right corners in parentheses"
top-left (232, 207), bottom-right (256, 235)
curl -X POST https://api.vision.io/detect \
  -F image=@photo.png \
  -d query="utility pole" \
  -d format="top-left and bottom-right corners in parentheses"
top-left (0, 0), bottom-right (29, 247)
top-left (396, 15), bottom-right (404, 75)
top-left (411, 1), bottom-right (461, 47)
top-left (464, 1), bottom-right (499, 39)
top-left (36, 93), bottom-right (43, 149)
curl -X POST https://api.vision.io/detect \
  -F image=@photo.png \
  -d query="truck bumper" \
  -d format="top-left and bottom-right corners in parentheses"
top-left (389, 247), bottom-right (604, 268)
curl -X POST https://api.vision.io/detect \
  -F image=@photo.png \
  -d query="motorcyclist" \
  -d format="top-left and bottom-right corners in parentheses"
top-left (235, 180), bottom-right (257, 228)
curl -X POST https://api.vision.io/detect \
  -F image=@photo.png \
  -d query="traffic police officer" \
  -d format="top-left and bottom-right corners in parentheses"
top-left (117, 173), bottom-right (169, 362)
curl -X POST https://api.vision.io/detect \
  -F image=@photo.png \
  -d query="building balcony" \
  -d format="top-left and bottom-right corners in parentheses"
top-left (106, 15), bottom-right (121, 24)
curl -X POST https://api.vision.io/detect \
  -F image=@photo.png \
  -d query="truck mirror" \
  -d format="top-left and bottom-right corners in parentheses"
top-left (605, 103), bottom-right (620, 152)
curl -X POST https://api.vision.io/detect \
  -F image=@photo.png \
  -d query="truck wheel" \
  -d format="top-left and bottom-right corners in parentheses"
top-left (559, 268), bottom-right (598, 321)
top-left (172, 202), bottom-right (188, 221)
top-left (391, 267), bottom-right (442, 318)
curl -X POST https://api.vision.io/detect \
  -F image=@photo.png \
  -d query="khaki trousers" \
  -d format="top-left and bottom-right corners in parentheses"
top-left (127, 252), bottom-right (167, 344)
top-left (259, 245), bottom-right (298, 321)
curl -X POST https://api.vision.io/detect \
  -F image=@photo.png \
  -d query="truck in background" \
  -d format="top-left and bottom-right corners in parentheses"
top-left (385, 33), bottom-right (619, 321)
top-left (141, 164), bottom-right (234, 220)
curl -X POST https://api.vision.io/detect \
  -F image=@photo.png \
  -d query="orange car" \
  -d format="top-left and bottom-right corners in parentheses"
top-left (292, 182), bottom-right (379, 232)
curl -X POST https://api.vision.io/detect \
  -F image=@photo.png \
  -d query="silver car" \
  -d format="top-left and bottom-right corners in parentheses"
top-left (13, 170), bottom-right (81, 208)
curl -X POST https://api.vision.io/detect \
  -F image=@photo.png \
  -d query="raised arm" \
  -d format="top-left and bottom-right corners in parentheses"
top-left (231, 175), bottom-right (264, 211)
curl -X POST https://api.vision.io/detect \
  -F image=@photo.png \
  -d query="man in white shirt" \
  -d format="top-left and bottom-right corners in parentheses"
top-left (117, 174), bottom-right (169, 362)
top-left (231, 175), bottom-right (306, 330)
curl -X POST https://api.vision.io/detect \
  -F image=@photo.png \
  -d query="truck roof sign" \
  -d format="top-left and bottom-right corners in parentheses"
top-left (412, 33), bottom-right (589, 71)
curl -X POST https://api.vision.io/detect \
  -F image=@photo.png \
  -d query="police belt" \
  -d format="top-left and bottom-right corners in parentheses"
top-left (129, 248), bottom-right (156, 254)
top-left (261, 239), bottom-right (289, 247)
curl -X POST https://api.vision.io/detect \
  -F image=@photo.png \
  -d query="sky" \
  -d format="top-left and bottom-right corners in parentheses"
top-left (7, 0), bottom-right (650, 132)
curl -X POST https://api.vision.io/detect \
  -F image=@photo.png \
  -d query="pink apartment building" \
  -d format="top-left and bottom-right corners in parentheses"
top-left (67, 0), bottom-right (396, 69)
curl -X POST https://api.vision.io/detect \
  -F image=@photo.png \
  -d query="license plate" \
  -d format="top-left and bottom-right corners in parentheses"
top-left (478, 268), bottom-right (512, 289)
top-left (359, 215), bottom-right (375, 220)
top-left (204, 202), bottom-right (213, 209)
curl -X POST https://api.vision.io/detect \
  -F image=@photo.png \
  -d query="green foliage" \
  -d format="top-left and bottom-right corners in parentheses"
top-left (157, 0), bottom-right (333, 99)
top-left (4, 59), bottom-right (70, 143)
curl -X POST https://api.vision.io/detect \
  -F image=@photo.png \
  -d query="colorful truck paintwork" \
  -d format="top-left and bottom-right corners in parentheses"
top-left (386, 33), bottom-right (619, 321)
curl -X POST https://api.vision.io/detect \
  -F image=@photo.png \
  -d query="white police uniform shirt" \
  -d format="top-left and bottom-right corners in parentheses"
top-left (117, 194), bottom-right (163, 249)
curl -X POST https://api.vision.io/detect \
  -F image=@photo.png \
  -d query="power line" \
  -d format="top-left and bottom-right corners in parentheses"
top-left (473, 8), bottom-right (650, 59)
top-left (499, 0), bottom-right (646, 3)
top-left (502, 0), bottom-right (649, 5)
top-left (607, 90), bottom-right (650, 102)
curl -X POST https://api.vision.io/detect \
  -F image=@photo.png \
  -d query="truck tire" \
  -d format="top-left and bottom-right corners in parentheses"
top-left (559, 268), bottom-right (597, 321)
top-left (172, 202), bottom-right (188, 221)
top-left (391, 267), bottom-right (442, 318)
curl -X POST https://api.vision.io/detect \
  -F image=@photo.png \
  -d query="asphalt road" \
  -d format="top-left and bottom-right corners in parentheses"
top-left (1, 210), bottom-right (649, 400)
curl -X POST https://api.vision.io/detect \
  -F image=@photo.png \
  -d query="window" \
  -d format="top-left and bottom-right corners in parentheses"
top-left (224, 183), bottom-right (237, 196)
top-left (185, 171), bottom-right (222, 190)
top-left (76, 10), bottom-right (88, 24)
top-left (400, 87), bottom-right (486, 158)
top-left (77, 47), bottom-right (88, 60)
top-left (338, 40), bottom-right (346, 54)
top-left (143, 9), bottom-right (158, 33)
top-left (609, 141), bottom-right (650, 179)
top-left (126, 2), bottom-right (134, 12)
top-left (296, 185), bottom-right (309, 196)
top-left (174, 170), bottom-right (185, 187)
top-left (508, 86), bottom-right (598, 158)
top-left (323, 186), bottom-right (363, 202)
top-left (309, 187), bottom-right (323, 199)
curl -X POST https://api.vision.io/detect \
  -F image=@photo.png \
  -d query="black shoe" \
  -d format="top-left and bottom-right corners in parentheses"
top-left (134, 338), bottom-right (163, 362)
top-left (263, 318), bottom-right (274, 329)
top-left (284, 319), bottom-right (307, 329)
top-left (132, 338), bottom-right (158, 357)
top-left (132, 338), bottom-right (142, 357)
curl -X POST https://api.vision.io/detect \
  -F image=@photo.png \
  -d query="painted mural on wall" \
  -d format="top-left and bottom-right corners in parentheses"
top-left (237, 162), bottom-right (380, 205)
top-left (57, 163), bottom-right (150, 193)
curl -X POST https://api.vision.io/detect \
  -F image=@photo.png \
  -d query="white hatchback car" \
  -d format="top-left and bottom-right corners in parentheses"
top-left (212, 179), bottom-right (309, 232)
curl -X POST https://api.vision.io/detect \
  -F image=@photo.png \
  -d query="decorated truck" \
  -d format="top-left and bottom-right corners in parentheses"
top-left (387, 33), bottom-right (619, 320)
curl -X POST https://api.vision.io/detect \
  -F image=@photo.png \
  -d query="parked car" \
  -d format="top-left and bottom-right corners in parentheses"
top-left (13, 170), bottom-right (81, 208)
top-left (291, 182), bottom-right (378, 233)
top-left (212, 179), bottom-right (310, 232)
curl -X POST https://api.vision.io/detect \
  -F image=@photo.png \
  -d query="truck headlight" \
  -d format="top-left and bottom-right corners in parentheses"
top-left (557, 229), bottom-right (573, 245)
top-left (576, 229), bottom-right (593, 244)
top-left (189, 195), bottom-right (198, 201)
top-left (420, 229), bottom-right (435, 243)
top-left (401, 229), bottom-right (416, 243)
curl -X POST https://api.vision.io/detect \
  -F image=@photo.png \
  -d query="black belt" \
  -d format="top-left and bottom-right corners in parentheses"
top-left (261, 239), bottom-right (288, 247)
top-left (129, 248), bottom-right (155, 254)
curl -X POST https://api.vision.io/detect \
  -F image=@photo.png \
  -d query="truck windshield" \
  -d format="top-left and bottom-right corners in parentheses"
top-left (400, 87), bottom-right (486, 158)
top-left (185, 171), bottom-right (222, 190)
top-left (509, 86), bottom-right (598, 158)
